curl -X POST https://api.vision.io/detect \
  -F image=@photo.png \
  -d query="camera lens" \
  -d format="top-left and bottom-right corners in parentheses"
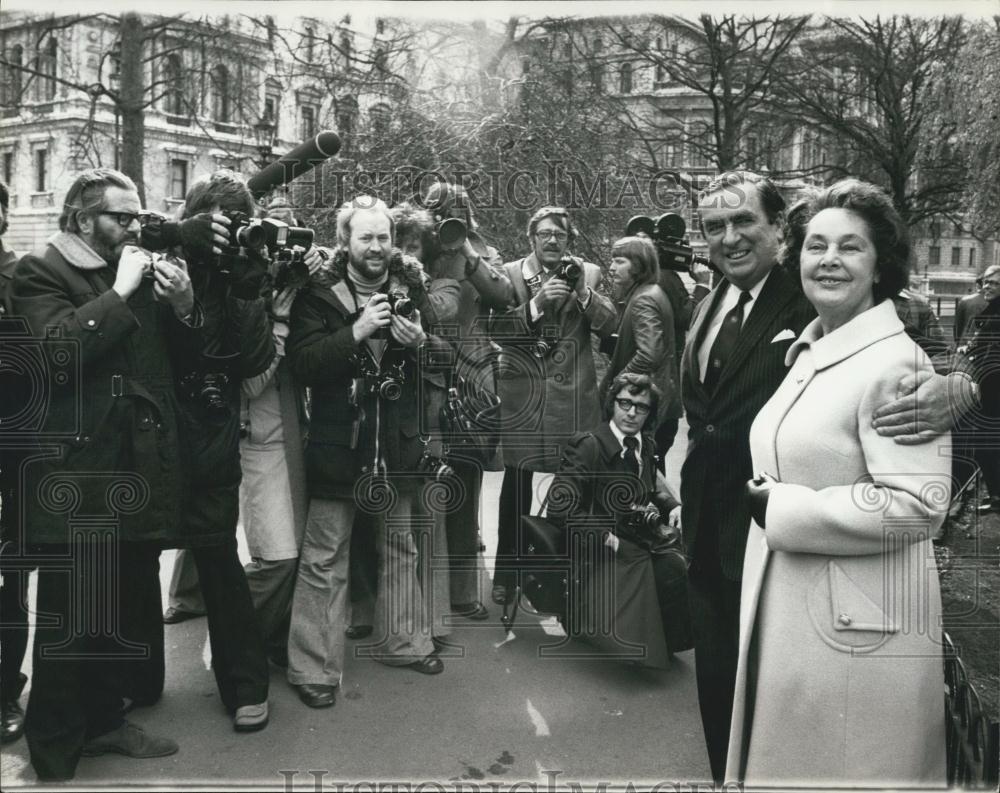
top-left (437, 218), bottom-right (467, 251)
top-left (379, 380), bottom-right (403, 401)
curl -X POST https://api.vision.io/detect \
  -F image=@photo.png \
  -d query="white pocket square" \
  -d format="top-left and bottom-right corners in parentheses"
top-left (770, 329), bottom-right (796, 343)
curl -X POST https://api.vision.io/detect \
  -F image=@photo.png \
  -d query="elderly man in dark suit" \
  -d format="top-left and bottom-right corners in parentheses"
top-left (680, 170), bottom-right (978, 783)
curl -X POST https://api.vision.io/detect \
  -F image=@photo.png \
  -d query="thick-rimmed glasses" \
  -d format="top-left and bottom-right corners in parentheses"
top-left (534, 229), bottom-right (569, 242)
top-left (614, 398), bottom-right (651, 415)
top-left (96, 211), bottom-right (142, 228)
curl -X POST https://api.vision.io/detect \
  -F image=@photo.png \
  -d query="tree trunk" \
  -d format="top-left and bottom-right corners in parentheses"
top-left (119, 13), bottom-right (146, 204)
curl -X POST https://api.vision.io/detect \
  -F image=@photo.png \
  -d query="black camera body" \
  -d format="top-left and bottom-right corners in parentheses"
top-left (353, 358), bottom-right (407, 403)
top-left (178, 352), bottom-right (240, 416)
top-left (221, 211), bottom-right (267, 253)
top-left (272, 248), bottom-right (311, 293)
top-left (554, 256), bottom-right (583, 286)
top-left (385, 291), bottom-right (415, 319)
top-left (622, 503), bottom-right (675, 545)
top-left (625, 212), bottom-right (711, 273)
top-left (435, 217), bottom-right (467, 252)
top-left (417, 449), bottom-right (455, 482)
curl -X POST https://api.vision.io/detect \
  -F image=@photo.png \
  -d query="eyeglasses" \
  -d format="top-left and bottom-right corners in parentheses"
top-left (535, 230), bottom-right (569, 242)
top-left (614, 398), bottom-right (651, 415)
top-left (97, 211), bottom-right (142, 228)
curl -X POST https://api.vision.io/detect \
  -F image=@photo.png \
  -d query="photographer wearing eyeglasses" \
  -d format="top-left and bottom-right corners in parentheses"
top-left (547, 372), bottom-right (692, 666)
top-left (490, 206), bottom-right (617, 606)
top-left (10, 168), bottom-right (196, 779)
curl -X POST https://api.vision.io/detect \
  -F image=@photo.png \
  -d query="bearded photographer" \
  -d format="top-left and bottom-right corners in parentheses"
top-left (490, 206), bottom-right (617, 606)
top-left (157, 170), bottom-right (276, 733)
top-left (10, 168), bottom-right (194, 779)
top-left (284, 198), bottom-right (459, 708)
top-left (397, 184), bottom-right (515, 624)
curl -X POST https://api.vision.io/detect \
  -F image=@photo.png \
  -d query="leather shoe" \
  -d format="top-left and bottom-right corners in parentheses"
top-left (162, 606), bottom-right (205, 624)
top-left (233, 701), bottom-right (269, 732)
top-left (452, 601), bottom-right (489, 620)
top-left (407, 655), bottom-right (444, 675)
top-left (345, 625), bottom-right (373, 640)
top-left (294, 683), bottom-right (336, 708)
top-left (1, 698), bottom-right (25, 745)
top-left (81, 721), bottom-right (179, 758)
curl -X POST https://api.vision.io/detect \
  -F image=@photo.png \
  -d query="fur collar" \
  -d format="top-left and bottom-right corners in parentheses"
top-left (48, 231), bottom-right (108, 271)
top-left (310, 247), bottom-right (429, 298)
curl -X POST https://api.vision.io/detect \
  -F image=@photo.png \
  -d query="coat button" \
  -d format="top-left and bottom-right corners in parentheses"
top-left (837, 613), bottom-right (852, 626)
top-left (795, 375), bottom-right (805, 384)
top-left (706, 424), bottom-right (715, 433)
top-left (87, 319), bottom-right (96, 327)
top-left (361, 465), bottom-right (369, 473)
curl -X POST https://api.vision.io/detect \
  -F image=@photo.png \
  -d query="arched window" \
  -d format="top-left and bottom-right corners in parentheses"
top-left (211, 64), bottom-right (230, 122)
top-left (35, 36), bottom-right (57, 101)
top-left (163, 54), bottom-right (184, 116)
top-left (619, 63), bottom-right (633, 94)
top-left (2, 44), bottom-right (23, 107)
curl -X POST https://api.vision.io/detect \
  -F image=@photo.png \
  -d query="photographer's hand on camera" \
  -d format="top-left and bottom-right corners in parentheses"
top-left (531, 277), bottom-right (573, 315)
top-left (390, 308), bottom-right (426, 349)
top-left (113, 245), bottom-right (149, 300)
top-left (151, 258), bottom-right (194, 319)
top-left (179, 212), bottom-right (231, 255)
top-left (352, 293), bottom-right (392, 343)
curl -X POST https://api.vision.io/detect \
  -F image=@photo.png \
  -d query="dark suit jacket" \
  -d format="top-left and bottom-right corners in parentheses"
top-left (601, 282), bottom-right (678, 424)
top-left (680, 265), bottom-right (815, 580)
top-left (549, 422), bottom-right (679, 540)
top-left (955, 292), bottom-right (988, 345)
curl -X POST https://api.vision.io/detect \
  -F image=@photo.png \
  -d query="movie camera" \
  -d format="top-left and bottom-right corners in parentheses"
top-left (624, 212), bottom-right (711, 273)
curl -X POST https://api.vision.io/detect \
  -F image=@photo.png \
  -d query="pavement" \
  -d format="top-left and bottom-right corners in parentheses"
top-left (0, 422), bottom-right (709, 789)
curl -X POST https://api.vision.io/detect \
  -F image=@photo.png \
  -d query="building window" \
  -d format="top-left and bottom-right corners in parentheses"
top-left (2, 151), bottom-right (13, 186)
top-left (747, 135), bottom-right (759, 170)
top-left (951, 246), bottom-right (961, 267)
top-left (211, 64), bottom-right (230, 122)
top-left (928, 246), bottom-right (940, 266)
top-left (169, 158), bottom-right (188, 200)
top-left (656, 62), bottom-right (666, 83)
top-left (300, 104), bottom-right (316, 139)
top-left (373, 46), bottom-right (387, 73)
top-left (340, 32), bottom-right (352, 66)
top-left (34, 148), bottom-right (47, 192)
top-left (592, 36), bottom-right (603, 53)
top-left (619, 63), bottom-right (633, 94)
top-left (376, 18), bottom-right (386, 36)
top-left (35, 36), bottom-right (57, 102)
top-left (369, 103), bottom-right (390, 136)
top-left (163, 54), bottom-right (185, 117)
top-left (2, 44), bottom-right (24, 107)
top-left (589, 62), bottom-right (604, 92)
top-left (969, 247), bottom-right (976, 268)
top-left (266, 16), bottom-right (276, 48)
top-left (304, 26), bottom-right (315, 63)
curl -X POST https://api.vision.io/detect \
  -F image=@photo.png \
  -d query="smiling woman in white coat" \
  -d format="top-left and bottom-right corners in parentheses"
top-left (725, 180), bottom-right (951, 789)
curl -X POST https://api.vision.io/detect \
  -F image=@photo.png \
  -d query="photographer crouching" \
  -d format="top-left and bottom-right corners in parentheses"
top-left (284, 198), bottom-right (459, 709)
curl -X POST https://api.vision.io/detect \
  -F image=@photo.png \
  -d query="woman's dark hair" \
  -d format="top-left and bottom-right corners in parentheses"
top-left (391, 202), bottom-right (437, 263)
top-left (611, 236), bottom-right (659, 287)
top-left (601, 372), bottom-right (661, 432)
top-left (781, 179), bottom-right (910, 303)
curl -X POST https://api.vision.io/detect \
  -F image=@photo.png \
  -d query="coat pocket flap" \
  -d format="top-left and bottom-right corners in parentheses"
top-left (828, 561), bottom-right (899, 633)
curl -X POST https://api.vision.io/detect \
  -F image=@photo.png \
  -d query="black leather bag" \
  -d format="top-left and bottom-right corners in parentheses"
top-left (438, 374), bottom-right (501, 465)
top-left (500, 514), bottom-right (572, 634)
